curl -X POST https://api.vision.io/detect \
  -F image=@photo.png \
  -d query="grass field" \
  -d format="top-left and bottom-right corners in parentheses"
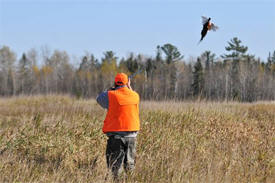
top-left (0, 95), bottom-right (274, 182)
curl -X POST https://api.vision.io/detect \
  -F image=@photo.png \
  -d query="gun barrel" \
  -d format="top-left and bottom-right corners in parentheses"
top-left (129, 69), bottom-right (143, 80)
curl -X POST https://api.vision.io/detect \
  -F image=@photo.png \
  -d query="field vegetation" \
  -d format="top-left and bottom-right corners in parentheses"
top-left (0, 95), bottom-right (274, 182)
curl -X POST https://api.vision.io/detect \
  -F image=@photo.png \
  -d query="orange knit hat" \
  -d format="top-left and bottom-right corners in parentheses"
top-left (115, 73), bottom-right (128, 85)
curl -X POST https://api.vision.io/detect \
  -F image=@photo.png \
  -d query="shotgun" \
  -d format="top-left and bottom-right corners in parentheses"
top-left (128, 68), bottom-right (144, 80)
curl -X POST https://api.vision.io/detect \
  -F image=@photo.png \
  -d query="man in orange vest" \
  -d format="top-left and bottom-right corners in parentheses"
top-left (96, 73), bottom-right (140, 180)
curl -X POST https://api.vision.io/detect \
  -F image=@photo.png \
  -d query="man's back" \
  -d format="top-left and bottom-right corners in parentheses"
top-left (96, 73), bottom-right (140, 180)
top-left (103, 86), bottom-right (140, 133)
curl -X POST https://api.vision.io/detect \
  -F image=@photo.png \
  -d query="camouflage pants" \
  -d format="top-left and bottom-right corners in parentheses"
top-left (106, 135), bottom-right (136, 179)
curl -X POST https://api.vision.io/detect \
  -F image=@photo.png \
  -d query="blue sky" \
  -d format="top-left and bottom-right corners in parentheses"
top-left (0, 0), bottom-right (274, 62)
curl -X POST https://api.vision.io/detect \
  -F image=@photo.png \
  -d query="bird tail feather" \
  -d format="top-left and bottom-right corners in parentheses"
top-left (197, 36), bottom-right (204, 45)
top-left (197, 39), bottom-right (202, 45)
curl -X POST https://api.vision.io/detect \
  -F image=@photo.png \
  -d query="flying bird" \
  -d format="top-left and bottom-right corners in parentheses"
top-left (198, 16), bottom-right (219, 44)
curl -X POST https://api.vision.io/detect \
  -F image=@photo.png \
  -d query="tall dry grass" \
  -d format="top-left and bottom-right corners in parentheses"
top-left (0, 95), bottom-right (274, 182)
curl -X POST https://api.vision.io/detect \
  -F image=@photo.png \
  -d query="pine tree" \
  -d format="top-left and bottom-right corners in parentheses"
top-left (101, 51), bottom-right (118, 89)
top-left (161, 43), bottom-right (183, 65)
top-left (222, 37), bottom-right (251, 100)
top-left (192, 58), bottom-right (204, 97)
top-left (160, 43), bottom-right (183, 98)
top-left (222, 37), bottom-right (248, 60)
top-left (18, 53), bottom-right (31, 94)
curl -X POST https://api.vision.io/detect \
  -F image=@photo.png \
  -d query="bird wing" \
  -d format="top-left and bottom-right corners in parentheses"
top-left (201, 16), bottom-right (209, 25)
top-left (210, 23), bottom-right (219, 31)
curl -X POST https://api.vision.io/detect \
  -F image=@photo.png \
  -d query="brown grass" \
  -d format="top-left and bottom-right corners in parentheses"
top-left (0, 95), bottom-right (274, 182)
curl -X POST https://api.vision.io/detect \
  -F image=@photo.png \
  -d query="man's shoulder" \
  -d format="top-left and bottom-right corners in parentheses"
top-left (124, 88), bottom-right (140, 97)
top-left (111, 87), bottom-right (140, 98)
top-left (107, 89), bottom-right (116, 96)
top-left (131, 90), bottom-right (139, 97)
top-left (98, 91), bottom-right (108, 97)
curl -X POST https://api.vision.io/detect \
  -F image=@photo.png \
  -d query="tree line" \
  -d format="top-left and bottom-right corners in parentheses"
top-left (0, 37), bottom-right (274, 102)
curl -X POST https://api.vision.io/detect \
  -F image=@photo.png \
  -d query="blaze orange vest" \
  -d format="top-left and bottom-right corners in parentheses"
top-left (103, 87), bottom-right (140, 133)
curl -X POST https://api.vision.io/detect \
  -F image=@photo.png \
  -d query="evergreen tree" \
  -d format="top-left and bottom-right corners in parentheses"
top-left (79, 56), bottom-right (89, 71)
top-left (124, 53), bottom-right (138, 73)
top-left (201, 51), bottom-right (215, 72)
top-left (161, 43), bottom-right (183, 64)
top-left (192, 58), bottom-right (204, 97)
top-left (101, 51), bottom-right (118, 89)
top-left (160, 44), bottom-right (183, 98)
top-left (0, 43), bottom-right (274, 101)
top-left (18, 53), bottom-right (32, 94)
top-left (267, 51), bottom-right (275, 72)
top-left (272, 51), bottom-right (275, 64)
top-left (222, 37), bottom-right (248, 59)
top-left (102, 51), bottom-right (118, 64)
top-left (156, 45), bottom-right (163, 63)
top-left (222, 37), bottom-right (251, 100)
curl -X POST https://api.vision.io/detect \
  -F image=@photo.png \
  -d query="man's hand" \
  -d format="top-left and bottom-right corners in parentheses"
top-left (127, 78), bottom-right (133, 90)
